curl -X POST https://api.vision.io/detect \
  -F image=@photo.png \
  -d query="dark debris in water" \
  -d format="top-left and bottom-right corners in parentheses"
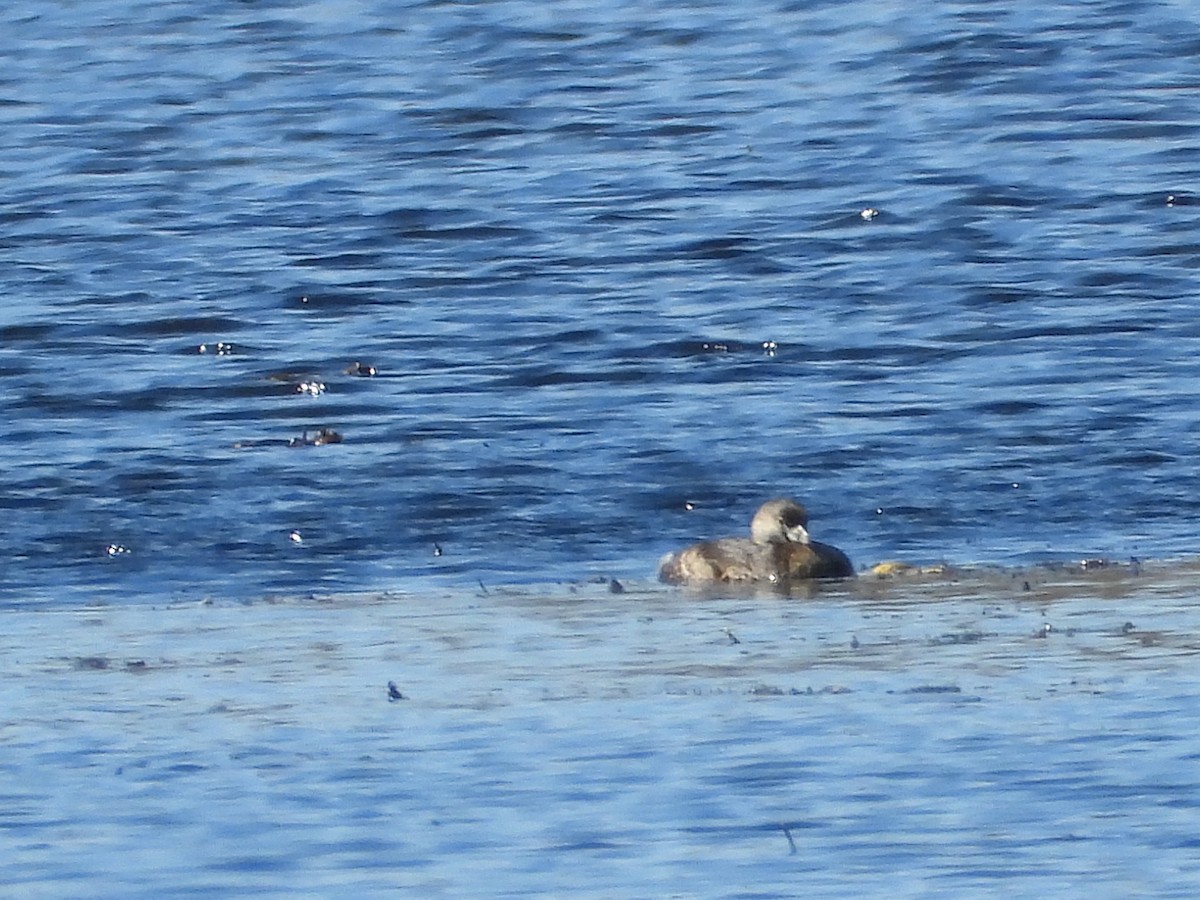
top-left (673, 339), bottom-right (782, 358)
top-left (858, 556), bottom-right (1158, 606)
top-left (749, 684), bottom-right (852, 696)
top-left (232, 427), bottom-right (344, 450)
top-left (930, 630), bottom-right (988, 646)
top-left (289, 427), bottom-right (343, 447)
top-left (565, 575), bottom-right (630, 596)
top-left (72, 656), bottom-right (152, 672)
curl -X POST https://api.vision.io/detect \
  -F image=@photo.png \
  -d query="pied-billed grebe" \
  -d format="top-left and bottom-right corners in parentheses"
top-left (658, 498), bottom-right (854, 586)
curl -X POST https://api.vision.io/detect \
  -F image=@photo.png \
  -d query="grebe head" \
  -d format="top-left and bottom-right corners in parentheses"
top-left (750, 498), bottom-right (810, 545)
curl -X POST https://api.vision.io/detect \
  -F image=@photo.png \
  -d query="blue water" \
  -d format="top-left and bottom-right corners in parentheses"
top-left (4, 0), bottom-right (1200, 894)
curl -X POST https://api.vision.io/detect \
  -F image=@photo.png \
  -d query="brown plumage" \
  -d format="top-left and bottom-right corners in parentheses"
top-left (658, 498), bottom-right (854, 586)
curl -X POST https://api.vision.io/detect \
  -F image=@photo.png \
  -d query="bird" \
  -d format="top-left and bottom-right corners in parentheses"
top-left (658, 498), bottom-right (854, 586)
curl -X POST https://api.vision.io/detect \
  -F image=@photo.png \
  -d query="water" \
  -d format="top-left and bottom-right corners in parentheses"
top-left (8, 572), bottom-right (1200, 897)
top-left (4, 0), bottom-right (1200, 894)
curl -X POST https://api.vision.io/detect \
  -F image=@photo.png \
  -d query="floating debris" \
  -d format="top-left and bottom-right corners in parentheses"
top-left (750, 684), bottom-right (786, 696)
top-left (234, 428), bottom-right (343, 450)
top-left (288, 427), bottom-right (343, 447)
top-left (930, 631), bottom-right (986, 646)
top-left (870, 560), bottom-right (948, 578)
top-left (311, 427), bottom-right (342, 445)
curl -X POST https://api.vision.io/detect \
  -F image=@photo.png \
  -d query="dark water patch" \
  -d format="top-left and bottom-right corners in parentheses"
top-left (970, 285), bottom-right (1042, 305)
top-left (1109, 451), bottom-right (1177, 467)
top-left (0, 322), bottom-right (58, 342)
top-left (971, 399), bottom-right (1049, 417)
top-left (493, 365), bottom-right (658, 389)
top-left (677, 235), bottom-right (760, 259)
top-left (121, 316), bottom-right (247, 339)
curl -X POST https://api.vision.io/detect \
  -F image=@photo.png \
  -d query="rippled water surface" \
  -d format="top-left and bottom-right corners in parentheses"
top-left (8, 570), bottom-right (1200, 897)
top-left (4, 0), bottom-right (1200, 894)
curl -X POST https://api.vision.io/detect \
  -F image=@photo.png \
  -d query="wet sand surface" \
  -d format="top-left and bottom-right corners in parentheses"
top-left (6, 564), bottom-right (1200, 896)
